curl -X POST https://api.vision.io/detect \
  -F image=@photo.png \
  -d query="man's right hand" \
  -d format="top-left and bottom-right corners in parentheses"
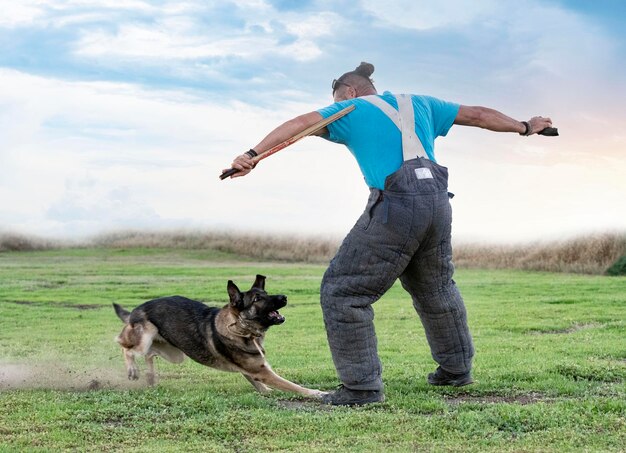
top-left (223, 154), bottom-right (256, 178)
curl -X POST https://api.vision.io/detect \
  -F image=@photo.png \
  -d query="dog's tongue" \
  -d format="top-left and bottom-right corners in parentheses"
top-left (268, 310), bottom-right (285, 324)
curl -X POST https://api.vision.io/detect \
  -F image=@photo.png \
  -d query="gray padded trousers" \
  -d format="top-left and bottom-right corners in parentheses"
top-left (321, 158), bottom-right (474, 391)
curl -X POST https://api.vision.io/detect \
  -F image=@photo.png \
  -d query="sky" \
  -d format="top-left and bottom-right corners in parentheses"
top-left (0, 0), bottom-right (624, 244)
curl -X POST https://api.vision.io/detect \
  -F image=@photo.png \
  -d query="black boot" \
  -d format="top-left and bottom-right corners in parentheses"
top-left (321, 385), bottom-right (384, 406)
top-left (427, 366), bottom-right (474, 387)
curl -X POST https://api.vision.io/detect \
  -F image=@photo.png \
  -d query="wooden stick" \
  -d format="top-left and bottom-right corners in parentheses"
top-left (220, 104), bottom-right (355, 180)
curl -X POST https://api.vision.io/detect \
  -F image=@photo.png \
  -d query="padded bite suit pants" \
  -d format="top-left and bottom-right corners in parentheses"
top-left (321, 158), bottom-right (474, 391)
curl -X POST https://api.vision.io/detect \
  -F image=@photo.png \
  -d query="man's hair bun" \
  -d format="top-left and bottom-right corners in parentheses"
top-left (354, 62), bottom-right (375, 78)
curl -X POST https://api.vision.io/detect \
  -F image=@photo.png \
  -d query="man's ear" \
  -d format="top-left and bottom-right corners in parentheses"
top-left (252, 274), bottom-right (266, 290)
top-left (227, 280), bottom-right (243, 310)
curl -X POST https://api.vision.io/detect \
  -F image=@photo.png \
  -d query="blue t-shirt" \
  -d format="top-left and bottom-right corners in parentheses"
top-left (317, 91), bottom-right (459, 189)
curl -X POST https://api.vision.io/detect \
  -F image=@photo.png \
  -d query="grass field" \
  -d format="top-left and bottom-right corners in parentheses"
top-left (0, 248), bottom-right (625, 452)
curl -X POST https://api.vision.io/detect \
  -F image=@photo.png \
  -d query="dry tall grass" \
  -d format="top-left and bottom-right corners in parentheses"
top-left (1, 230), bottom-right (624, 275)
top-left (90, 230), bottom-right (339, 264)
top-left (453, 232), bottom-right (626, 275)
top-left (0, 233), bottom-right (61, 252)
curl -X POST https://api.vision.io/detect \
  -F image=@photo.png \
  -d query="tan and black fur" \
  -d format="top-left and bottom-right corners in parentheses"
top-left (113, 275), bottom-right (325, 398)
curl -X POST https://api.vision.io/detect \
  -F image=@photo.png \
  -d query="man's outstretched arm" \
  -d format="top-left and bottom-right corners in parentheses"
top-left (224, 112), bottom-right (323, 178)
top-left (454, 105), bottom-right (552, 135)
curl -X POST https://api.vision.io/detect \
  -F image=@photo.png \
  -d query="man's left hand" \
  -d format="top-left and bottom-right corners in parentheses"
top-left (528, 116), bottom-right (553, 135)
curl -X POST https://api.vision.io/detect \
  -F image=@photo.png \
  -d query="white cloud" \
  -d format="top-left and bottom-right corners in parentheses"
top-left (283, 11), bottom-right (340, 38)
top-left (52, 0), bottom-right (155, 12)
top-left (446, 154), bottom-right (626, 243)
top-left (71, 4), bottom-right (344, 62)
top-left (0, 69), bottom-right (365, 238)
top-left (75, 24), bottom-right (284, 60)
top-left (278, 40), bottom-right (323, 61)
top-left (361, 0), bottom-right (614, 83)
top-left (1, 1), bottom-right (624, 241)
top-left (361, 0), bottom-right (498, 30)
top-left (45, 176), bottom-right (163, 235)
top-left (0, 0), bottom-right (158, 28)
top-left (0, 1), bottom-right (45, 27)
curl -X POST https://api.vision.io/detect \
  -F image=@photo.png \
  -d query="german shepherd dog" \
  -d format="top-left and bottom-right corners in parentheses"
top-left (113, 275), bottom-right (326, 399)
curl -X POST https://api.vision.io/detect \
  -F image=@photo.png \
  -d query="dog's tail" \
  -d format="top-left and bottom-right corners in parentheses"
top-left (113, 303), bottom-right (131, 323)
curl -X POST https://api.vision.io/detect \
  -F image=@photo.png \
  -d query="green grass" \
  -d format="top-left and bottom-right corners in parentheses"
top-left (1, 248), bottom-right (625, 452)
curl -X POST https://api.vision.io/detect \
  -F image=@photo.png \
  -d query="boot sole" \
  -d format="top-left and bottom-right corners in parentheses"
top-left (428, 377), bottom-right (475, 387)
top-left (322, 394), bottom-right (385, 406)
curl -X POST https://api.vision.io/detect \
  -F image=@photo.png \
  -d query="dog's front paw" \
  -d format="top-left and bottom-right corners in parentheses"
top-left (310, 390), bottom-right (329, 400)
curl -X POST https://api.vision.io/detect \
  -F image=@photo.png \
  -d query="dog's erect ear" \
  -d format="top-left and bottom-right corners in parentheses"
top-left (227, 280), bottom-right (244, 310)
top-left (252, 274), bottom-right (266, 290)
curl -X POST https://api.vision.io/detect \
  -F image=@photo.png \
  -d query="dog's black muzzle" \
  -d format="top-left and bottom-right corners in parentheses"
top-left (267, 295), bottom-right (287, 325)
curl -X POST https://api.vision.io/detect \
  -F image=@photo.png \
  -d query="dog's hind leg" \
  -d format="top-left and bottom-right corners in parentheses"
top-left (133, 322), bottom-right (160, 385)
top-left (117, 324), bottom-right (142, 380)
top-left (145, 338), bottom-right (185, 386)
top-left (150, 340), bottom-right (185, 364)
top-left (243, 373), bottom-right (271, 394)
top-left (145, 353), bottom-right (156, 386)
top-left (123, 348), bottom-right (139, 381)
top-left (117, 321), bottom-right (159, 382)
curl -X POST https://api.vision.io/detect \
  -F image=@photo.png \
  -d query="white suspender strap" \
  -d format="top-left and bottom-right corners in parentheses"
top-left (396, 94), bottom-right (426, 161)
top-left (361, 94), bottom-right (427, 161)
top-left (361, 95), bottom-right (401, 129)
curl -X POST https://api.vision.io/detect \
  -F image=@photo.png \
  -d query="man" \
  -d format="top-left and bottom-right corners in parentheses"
top-left (225, 62), bottom-right (553, 406)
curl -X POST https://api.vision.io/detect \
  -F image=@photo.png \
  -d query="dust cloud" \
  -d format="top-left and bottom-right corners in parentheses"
top-left (0, 361), bottom-right (145, 391)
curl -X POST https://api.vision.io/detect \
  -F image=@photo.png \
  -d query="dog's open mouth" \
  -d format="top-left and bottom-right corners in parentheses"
top-left (268, 310), bottom-right (285, 324)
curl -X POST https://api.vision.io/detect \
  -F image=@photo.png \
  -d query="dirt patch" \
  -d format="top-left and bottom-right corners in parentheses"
top-left (0, 362), bottom-right (145, 391)
top-left (445, 392), bottom-right (550, 405)
top-left (7, 300), bottom-right (102, 310)
top-left (528, 323), bottom-right (600, 335)
top-left (72, 304), bottom-right (102, 310)
top-left (88, 379), bottom-right (102, 390)
top-left (276, 393), bottom-right (552, 409)
top-left (275, 399), bottom-right (333, 411)
top-left (0, 364), bottom-right (31, 388)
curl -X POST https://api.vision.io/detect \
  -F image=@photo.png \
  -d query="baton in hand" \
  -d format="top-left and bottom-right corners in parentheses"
top-left (538, 127), bottom-right (558, 136)
top-left (220, 105), bottom-right (356, 180)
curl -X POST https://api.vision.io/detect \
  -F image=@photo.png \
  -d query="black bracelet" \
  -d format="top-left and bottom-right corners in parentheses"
top-left (519, 121), bottom-right (531, 136)
top-left (244, 149), bottom-right (258, 158)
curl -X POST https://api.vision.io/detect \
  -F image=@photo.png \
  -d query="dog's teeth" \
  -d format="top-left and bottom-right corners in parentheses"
top-left (268, 310), bottom-right (285, 323)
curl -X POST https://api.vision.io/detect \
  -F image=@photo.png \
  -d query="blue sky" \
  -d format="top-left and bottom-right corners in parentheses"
top-left (1, 0), bottom-right (624, 242)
